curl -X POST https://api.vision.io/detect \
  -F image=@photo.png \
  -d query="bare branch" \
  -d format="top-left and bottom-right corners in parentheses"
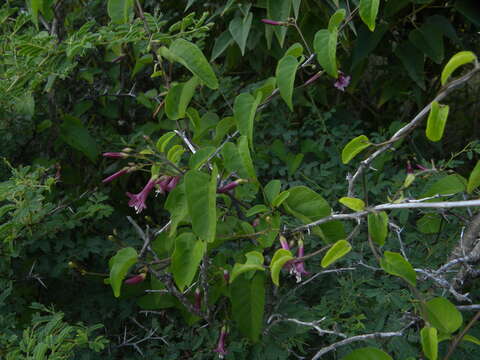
top-left (265, 314), bottom-right (347, 338)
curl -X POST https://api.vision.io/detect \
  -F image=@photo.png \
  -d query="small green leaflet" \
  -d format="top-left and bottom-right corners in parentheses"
top-left (107, 0), bottom-right (134, 24)
top-left (246, 204), bottom-right (270, 217)
top-left (314, 29), bottom-right (338, 78)
top-left (467, 160), bottom-right (480, 194)
top-left (230, 251), bottom-right (265, 283)
top-left (109, 247), bottom-right (138, 298)
top-left (421, 326), bottom-right (438, 360)
top-left (264, 179), bottom-right (281, 205)
top-left (321, 240), bottom-right (352, 268)
top-left (341, 135), bottom-right (371, 164)
top-left (441, 51), bottom-right (477, 85)
top-left (368, 211), bottom-right (388, 246)
top-left (425, 297), bottom-right (463, 334)
top-left (270, 248), bottom-right (294, 286)
top-left (276, 55), bottom-right (299, 111)
top-left (339, 197), bottom-right (365, 211)
top-left (380, 251), bottom-right (417, 287)
top-left (359, 0), bottom-right (380, 31)
top-left (426, 101), bottom-right (449, 142)
top-left (156, 131), bottom-right (177, 153)
top-left (285, 43), bottom-right (303, 57)
top-left (271, 191), bottom-right (290, 208)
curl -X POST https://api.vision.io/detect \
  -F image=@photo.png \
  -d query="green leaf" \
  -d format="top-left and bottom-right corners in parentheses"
top-left (165, 77), bottom-right (199, 120)
top-left (321, 240), bottom-right (352, 268)
top-left (417, 213), bottom-right (442, 234)
top-left (395, 41), bottom-right (425, 89)
top-left (276, 55), bottom-right (299, 111)
top-left (270, 249), bottom-right (294, 286)
top-left (328, 9), bottom-right (346, 32)
top-left (164, 183), bottom-right (188, 236)
top-left (287, 153), bottom-right (304, 176)
top-left (283, 186), bottom-right (331, 221)
top-left (107, 0), bottom-right (134, 24)
top-left (171, 233), bottom-right (206, 291)
top-left (230, 251), bottom-right (265, 283)
top-left (380, 251), bottom-right (416, 287)
top-left (409, 23), bottom-right (444, 64)
top-left (188, 146), bottom-right (216, 170)
top-left (185, 168), bottom-right (217, 243)
top-left (30, 0), bottom-right (44, 28)
top-left (246, 204), bottom-right (270, 217)
top-left (359, 0), bottom-right (380, 31)
top-left (421, 326), bottom-right (438, 360)
top-left (267, 0), bottom-right (291, 47)
top-left (272, 191), bottom-right (290, 208)
top-left (229, 13), bottom-right (253, 56)
top-left (351, 23), bottom-right (389, 69)
top-left (60, 115), bottom-right (99, 163)
top-left (109, 247), bottom-right (138, 298)
top-left (341, 135), bottom-right (371, 164)
top-left (238, 136), bottom-right (257, 181)
top-left (426, 101), bottom-right (449, 142)
top-left (230, 272), bottom-right (265, 342)
top-left (166, 144), bottom-right (185, 164)
top-left (342, 347), bottom-right (392, 360)
top-left (368, 211), bottom-right (389, 246)
top-left (425, 297), bottom-right (463, 334)
top-left (314, 29), bottom-right (338, 78)
top-left (169, 39), bottom-right (219, 89)
top-left (421, 174), bottom-right (467, 198)
top-left (211, 30), bottom-right (234, 61)
top-left (214, 116), bottom-right (236, 145)
top-left (285, 42), bottom-right (303, 58)
top-left (156, 132), bottom-right (177, 153)
top-left (467, 160), bottom-right (480, 194)
top-left (462, 334), bottom-right (480, 346)
top-left (339, 197), bottom-right (366, 211)
top-left (264, 180), bottom-right (282, 205)
top-left (234, 92), bottom-right (261, 149)
top-left (442, 52), bottom-right (477, 85)
top-left (253, 77), bottom-right (277, 103)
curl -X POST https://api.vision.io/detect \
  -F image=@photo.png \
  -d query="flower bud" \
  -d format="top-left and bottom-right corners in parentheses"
top-left (194, 288), bottom-right (202, 312)
top-left (261, 19), bottom-right (286, 26)
top-left (124, 273), bottom-right (146, 285)
top-left (223, 269), bottom-right (230, 283)
top-left (102, 152), bottom-right (128, 159)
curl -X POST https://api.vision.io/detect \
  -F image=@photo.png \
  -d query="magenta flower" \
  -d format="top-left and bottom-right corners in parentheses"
top-left (126, 177), bottom-right (158, 214)
top-left (217, 179), bottom-right (246, 194)
top-left (223, 269), bottom-right (230, 283)
top-left (102, 152), bottom-right (128, 159)
top-left (102, 167), bottom-right (129, 183)
top-left (213, 326), bottom-right (228, 359)
top-left (293, 240), bottom-right (309, 283)
top-left (194, 288), bottom-right (202, 312)
top-left (416, 164), bottom-right (428, 171)
top-left (124, 273), bottom-right (146, 285)
top-left (155, 176), bottom-right (172, 196)
top-left (279, 236), bottom-right (295, 273)
top-left (304, 71), bottom-right (323, 86)
top-left (261, 19), bottom-right (284, 26)
top-left (334, 73), bottom-right (351, 92)
top-left (165, 176), bottom-right (180, 192)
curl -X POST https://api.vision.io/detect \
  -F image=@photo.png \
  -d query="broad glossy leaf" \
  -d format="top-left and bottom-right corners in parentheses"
top-left (107, 0), bottom-right (134, 24)
top-left (169, 39), bottom-right (219, 89)
top-left (60, 115), bottom-right (99, 163)
top-left (359, 0), bottom-right (380, 31)
top-left (229, 13), bottom-right (252, 56)
top-left (368, 211), bottom-right (389, 246)
top-left (341, 347), bottom-right (392, 360)
top-left (267, 0), bottom-right (291, 47)
top-left (314, 29), bottom-right (338, 78)
top-left (442, 51), bottom-right (477, 85)
top-left (341, 135), bottom-right (371, 164)
top-left (276, 55), bottom-right (299, 111)
top-left (264, 180), bottom-right (281, 205)
top-left (321, 240), bottom-right (352, 268)
top-left (230, 251), bottom-right (265, 283)
top-left (421, 326), bottom-right (438, 360)
top-left (171, 233), bottom-right (206, 291)
top-left (339, 197), bottom-right (366, 211)
top-left (214, 116), bottom-right (236, 145)
top-left (234, 92), bottom-right (261, 149)
top-left (270, 248), bottom-right (294, 286)
top-left (421, 174), bottom-right (467, 198)
top-left (185, 168), bottom-right (217, 242)
top-left (283, 186), bottom-right (331, 221)
top-left (426, 101), bottom-right (449, 142)
top-left (425, 297), bottom-right (463, 334)
top-left (109, 247), bottom-right (138, 297)
top-left (238, 135), bottom-right (257, 181)
top-left (380, 251), bottom-right (416, 287)
top-left (467, 160), bottom-right (480, 194)
top-left (328, 9), bottom-right (346, 32)
top-left (211, 30), bottom-right (234, 61)
top-left (231, 272), bottom-right (265, 342)
top-left (165, 183), bottom-right (188, 236)
top-left (285, 43), bottom-right (303, 58)
top-left (165, 77), bottom-right (199, 120)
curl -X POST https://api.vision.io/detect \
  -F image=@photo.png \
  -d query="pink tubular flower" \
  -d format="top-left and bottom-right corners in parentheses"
top-left (102, 152), bottom-right (128, 159)
top-left (261, 18), bottom-right (284, 26)
top-left (293, 240), bottom-right (309, 283)
top-left (126, 177), bottom-right (158, 214)
top-left (124, 273), bottom-right (146, 285)
top-left (279, 236), bottom-right (295, 273)
top-left (165, 176), bottom-right (180, 192)
top-left (194, 288), bottom-right (202, 312)
top-left (102, 167), bottom-right (129, 183)
top-left (155, 176), bottom-right (172, 196)
top-left (304, 71), bottom-right (323, 86)
top-left (416, 164), bottom-right (428, 171)
top-left (334, 73), bottom-right (351, 92)
top-left (213, 326), bottom-right (228, 359)
top-left (217, 179), bottom-right (246, 194)
top-left (223, 269), bottom-right (230, 283)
